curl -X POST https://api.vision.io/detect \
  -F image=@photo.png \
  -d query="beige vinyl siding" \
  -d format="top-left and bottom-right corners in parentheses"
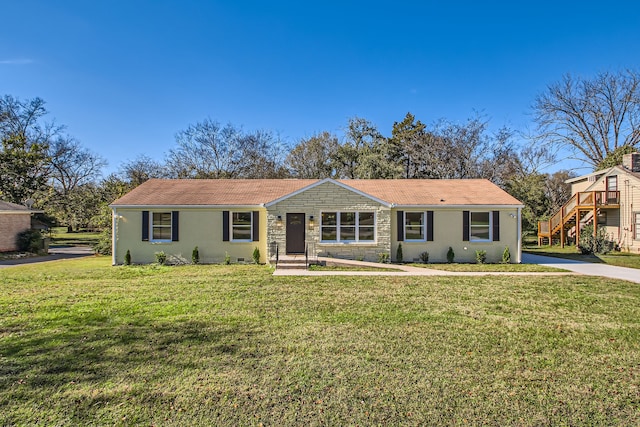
top-left (113, 208), bottom-right (267, 265)
top-left (392, 208), bottom-right (521, 263)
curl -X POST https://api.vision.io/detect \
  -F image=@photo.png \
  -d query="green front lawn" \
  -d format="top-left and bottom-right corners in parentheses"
top-left (1, 258), bottom-right (639, 425)
top-left (410, 263), bottom-right (566, 272)
top-left (49, 227), bottom-right (101, 247)
top-left (525, 245), bottom-right (640, 269)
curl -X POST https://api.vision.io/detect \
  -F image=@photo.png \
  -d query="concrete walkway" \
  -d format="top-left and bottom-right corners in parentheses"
top-left (521, 253), bottom-right (640, 284)
top-left (273, 256), bottom-right (573, 278)
top-left (0, 246), bottom-right (95, 268)
top-left (273, 255), bottom-right (639, 283)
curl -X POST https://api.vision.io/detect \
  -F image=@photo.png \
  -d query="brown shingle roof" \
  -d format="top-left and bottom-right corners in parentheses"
top-left (111, 179), bottom-right (318, 206)
top-left (341, 179), bottom-right (522, 206)
top-left (0, 201), bottom-right (30, 212)
top-left (110, 178), bottom-right (522, 207)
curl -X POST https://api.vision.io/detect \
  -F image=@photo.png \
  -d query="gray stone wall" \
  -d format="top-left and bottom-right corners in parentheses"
top-left (266, 181), bottom-right (391, 262)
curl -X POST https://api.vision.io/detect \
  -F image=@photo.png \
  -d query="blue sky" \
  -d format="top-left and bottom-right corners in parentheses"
top-left (2, 1), bottom-right (639, 176)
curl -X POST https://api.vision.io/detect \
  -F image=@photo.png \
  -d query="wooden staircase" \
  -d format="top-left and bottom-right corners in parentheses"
top-left (538, 191), bottom-right (619, 247)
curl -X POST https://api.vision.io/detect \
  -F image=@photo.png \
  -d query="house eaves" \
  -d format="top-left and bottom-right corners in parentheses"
top-left (584, 165), bottom-right (636, 191)
top-left (392, 204), bottom-right (524, 209)
top-left (109, 204), bottom-right (264, 210)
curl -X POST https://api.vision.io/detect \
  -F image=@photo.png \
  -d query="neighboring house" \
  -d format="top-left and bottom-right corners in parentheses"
top-left (0, 201), bottom-right (33, 252)
top-left (110, 178), bottom-right (524, 265)
top-left (538, 153), bottom-right (640, 253)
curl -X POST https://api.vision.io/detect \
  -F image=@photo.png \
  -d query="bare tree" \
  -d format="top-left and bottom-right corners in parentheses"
top-left (534, 70), bottom-right (640, 168)
top-left (47, 136), bottom-right (107, 231)
top-left (118, 155), bottom-right (168, 187)
top-left (166, 119), bottom-right (242, 178)
top-left (48, 136), bottom-right (106, 194)
top-left (285, 132), bottom-right (339, 178)
top-left (166, 119), bottom-right (287, 179)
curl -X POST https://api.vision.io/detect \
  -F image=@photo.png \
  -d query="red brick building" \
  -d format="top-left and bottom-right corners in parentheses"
top-left (0, 201), bottom-right (33, 252)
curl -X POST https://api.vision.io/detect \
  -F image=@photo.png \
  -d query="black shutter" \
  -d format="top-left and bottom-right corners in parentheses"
top-left (426, 211), bottom-right (434, 242)
top-left (462, 210), bottom-right (470, 241)
top-left (397, 211), bottom-right (404, 241)
top-left (492, 211), bottom-right (500, 241)
top-left (222, 211), bottom-right (229, 241)
top-left (142, 211), bottom-right (149, 241)
top-left (252, 211), bottom-right (260, 242)
top-left (171, 211), bottom-right (179, 241)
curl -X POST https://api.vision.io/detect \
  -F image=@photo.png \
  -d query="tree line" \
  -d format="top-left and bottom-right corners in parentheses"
top-left (1, 69), bottom-right (639, 238)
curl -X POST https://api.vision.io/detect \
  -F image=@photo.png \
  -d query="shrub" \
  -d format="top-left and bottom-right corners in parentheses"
top-left (124, 250), bottom-right (131, 265)
top-left (502, 246), bottom-right (511, 264)
top-left (224, 251), bottom-right (231, 265)
top-left (93, 230), bottom-right (112, 255)
top-left (396, 243), bottom-right (403, 263)
top-left (378, 252), bottom-right (390, 263)
top-left (155, 251), bottom-right (167, 265)
top-left (252, 247), bottom-right (260, 264)
top-left (419, 251), bottom-right (429, 263)
top-left (578, 224), bottom-right (615, 254)
top-left (475, 250), bottom-right (487, 264)
top-left (192, 246), bottom-right (200, 264)
top-left (446, 247), bottom-right (455, 263)
top-left (16, 229), bottom-right (43, 253)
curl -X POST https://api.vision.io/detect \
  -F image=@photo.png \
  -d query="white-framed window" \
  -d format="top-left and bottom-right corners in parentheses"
top-left (404, 212), bottom-right (425, 241)
top-left (635, 213), bottom-right (640, 240)
top-left (231, 211), bottom-right (253, 241)
top-left (321, 211), bottom-right (375, 242)
top-left (151, 212), bottom-right (172, 241)
top-left (470, 211), bottom-right (491, 242)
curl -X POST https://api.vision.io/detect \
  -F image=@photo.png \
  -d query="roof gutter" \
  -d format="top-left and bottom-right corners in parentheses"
top-left (108, 204), bottom-right (265, 209)
top-left (391, 204), bottom-right (525, 209)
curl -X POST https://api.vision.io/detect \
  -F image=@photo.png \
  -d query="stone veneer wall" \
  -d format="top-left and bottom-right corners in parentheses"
top-left (266, 182), bottom-right (391, 262)
top-left (0, 213), bottom-right (31, 252)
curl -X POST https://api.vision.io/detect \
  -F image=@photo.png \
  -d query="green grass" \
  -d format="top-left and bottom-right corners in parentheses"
top-left (410, 263), bottom-right (567, 272)
top-left (1, 258), bottom-right (639, 425)
top-left (525, 245), bottom-right (640, 269)
top-left (49, 227), bottom-right (101, 247)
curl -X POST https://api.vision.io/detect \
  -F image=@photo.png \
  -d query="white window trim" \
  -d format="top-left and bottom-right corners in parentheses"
top-left (469, 211), bottom-right (492, 243)
top-left (320, 211), bottom-right (376, 243)
top-left (150, 211), bottom-right (172, 243)
top-left (634, 212), bottom-right (640, 241)
top-left (230, 211), bottom-right (253, 242)
top-left (404, 211), bottom-right (426, 242)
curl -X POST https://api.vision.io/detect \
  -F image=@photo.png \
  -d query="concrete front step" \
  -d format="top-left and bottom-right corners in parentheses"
top-left (272, 254), bottom-right (309, 270)
top-left (276, 263), bottom-right (309, 270)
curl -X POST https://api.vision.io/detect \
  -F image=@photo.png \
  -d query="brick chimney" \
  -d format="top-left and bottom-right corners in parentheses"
top-left (622, 153), bottom-right (640, 172)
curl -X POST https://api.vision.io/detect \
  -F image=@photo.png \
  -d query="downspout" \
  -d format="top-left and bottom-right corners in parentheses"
top-left (112, 207), bottom-right (117, 265)
top-left (517, 207), bottom-right (522, 263)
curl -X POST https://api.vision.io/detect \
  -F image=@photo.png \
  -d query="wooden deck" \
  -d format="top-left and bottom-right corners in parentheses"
top-left (538, 191), bottom-right (619, 247)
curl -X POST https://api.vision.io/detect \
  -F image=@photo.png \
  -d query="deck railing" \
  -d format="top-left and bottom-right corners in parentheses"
top-left (538, 190), bottom-right (620, 239)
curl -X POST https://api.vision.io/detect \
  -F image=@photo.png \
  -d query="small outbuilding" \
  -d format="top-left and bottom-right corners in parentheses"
top-left (0, 201), bottom-right (34, 252)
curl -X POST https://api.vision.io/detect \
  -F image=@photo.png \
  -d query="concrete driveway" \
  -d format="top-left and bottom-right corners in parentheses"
top-left (522, 253), bottom-right (640, 284)
top-left (0, 246), bottom-right (95, 268)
